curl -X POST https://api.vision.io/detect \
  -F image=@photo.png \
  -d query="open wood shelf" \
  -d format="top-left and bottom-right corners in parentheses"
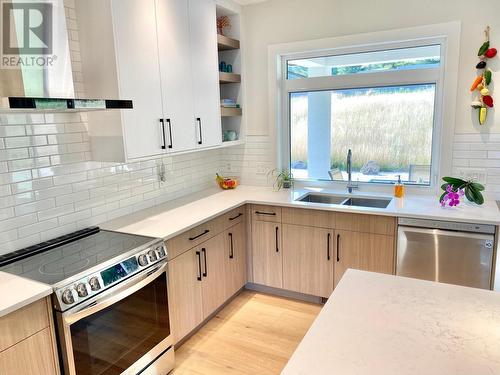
top-left (219, 72), bottom-right (241, 84)
top-left (221, 107), bottom-right (242, 117)
top-left (217, 34), bottom-right (240, 51)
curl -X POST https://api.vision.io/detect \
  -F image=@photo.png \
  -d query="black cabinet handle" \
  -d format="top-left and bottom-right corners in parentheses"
top-left (159, 119), bottom-right (166, 150)
top-left (229, 233), bottom-right (234, 259)
top-left (201, 248), bottom-right (207, 277)
top-left (229, 213), bottom-right (243, 221)
top-left (189, 229), bottom-right (209, 241)
top-left (196, 117), bottom-right (203, 145)
top-left (255, 211), bottom-right (276, 216)
top-left (336, 234), bottom-right (340, 262)
top-left (327, 232), bottom-right (331, 261)
top-left (196, 251), bottom-right (202, 281)
top-left (166, 118), bottom-right (173, 149)
top-left (275, 226), bottom-right (279, 253)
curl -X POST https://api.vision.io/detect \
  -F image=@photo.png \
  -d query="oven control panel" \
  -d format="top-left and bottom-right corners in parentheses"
top-left (54, 242), bottom-right (167, 311)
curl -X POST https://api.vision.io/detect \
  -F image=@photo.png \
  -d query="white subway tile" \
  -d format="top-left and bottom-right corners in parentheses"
top-left (0, 114), bottom-right (44, 125)
top-left (15, 199), bottom-right (55, 216)
top-left (18, 218), bottom-right (60, 237)
top-left (4, 136), bottom-right (47, 148)
top-left (8, 157), bottom-right (50, 172)
top-left (0, 213), bottom-right (37, 232)
top-left (53, 171), bottom-right (87, 185)
top-left (0, 207), bottom-right (14, 221)
top-left (56, 191), bottom-right (90, 206)
top-left (0, 170), bottom-right (32, 184)
top-left (58, 209), bottom-right (91, 225)
top-left (40, 222), bottom-right (77, 242)
top-left (37, 204), bottom-right (74, 221)
top-left (34, 185), bottom-right (69, 200)
top-left (0, 148), bottom-right (30, 161)
top-left (0, 126), bottom-right (25, 137)
top-left (26, 124), bottom-right (65, 135)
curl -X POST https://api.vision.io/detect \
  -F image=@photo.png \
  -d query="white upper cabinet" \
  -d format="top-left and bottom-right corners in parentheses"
top-left (189, 0), bottom-right (222, 149)
top-left (111, 0), bottom-right (166, 159)
top-left (156, 0), bottom-right (197, 153)
top-left (78, 0), bottom-right (222, 161)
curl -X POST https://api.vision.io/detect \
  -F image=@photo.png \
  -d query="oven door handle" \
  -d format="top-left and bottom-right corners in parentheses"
top-left (63, 261), bottom-right (168, 325)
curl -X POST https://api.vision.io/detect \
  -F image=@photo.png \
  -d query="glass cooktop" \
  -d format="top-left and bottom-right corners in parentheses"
top-left (0, 229), bottom-right (157, 285)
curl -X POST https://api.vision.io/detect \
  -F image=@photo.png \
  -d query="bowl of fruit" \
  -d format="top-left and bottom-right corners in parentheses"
top-left (216, 174), bottom-right (238, 190)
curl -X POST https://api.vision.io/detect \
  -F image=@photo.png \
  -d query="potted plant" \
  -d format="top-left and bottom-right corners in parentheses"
top-left (269, 169), bottom-right (293, 190)
top-left (439, 176), bottom-right (485, 206)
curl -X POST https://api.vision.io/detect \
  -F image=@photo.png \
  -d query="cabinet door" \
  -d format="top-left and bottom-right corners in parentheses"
top-left (283, 224), bottom-right (334, 298)
top-left (168, 248), bottom-right (204, 344)
top-left (156, 0), bottom-right (197, 152)
top-left (112, 0), bottom-right (165, 159)
top-left (0, 328), bottom-right (57, 375)
top-left (188, 0), bottom-right (222, 148)
top-left (224, 222), bottom-right (246, 299)
top-left (334, 230), bottom-right (395, 287)
top-left (252, 221), bottom-right (283, 288)
top-left (199, 233), bottom-right (227, 318)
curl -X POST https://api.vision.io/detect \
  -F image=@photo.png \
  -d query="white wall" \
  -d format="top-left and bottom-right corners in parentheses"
top-left (223, 0), bottom-right (500, 192)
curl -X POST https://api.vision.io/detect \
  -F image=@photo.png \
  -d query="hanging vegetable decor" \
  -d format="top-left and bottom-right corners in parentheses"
top-left (471, 26), bottom-right (496, 125)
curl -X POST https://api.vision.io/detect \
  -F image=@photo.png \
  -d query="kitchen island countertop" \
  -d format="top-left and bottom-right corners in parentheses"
top-left (282, 269), bottom-right (500, 375)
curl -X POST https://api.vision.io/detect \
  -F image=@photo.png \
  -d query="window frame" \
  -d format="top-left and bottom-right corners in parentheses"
top-left (270, 22), bottom-right (461, 193)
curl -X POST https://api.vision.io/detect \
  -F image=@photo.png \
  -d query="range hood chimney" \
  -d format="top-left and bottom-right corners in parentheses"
top-left (0, 0), bottom-right (131, 112)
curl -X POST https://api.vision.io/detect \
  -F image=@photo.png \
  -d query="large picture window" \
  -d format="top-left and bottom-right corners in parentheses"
top-left (283, 43), bottom-right (444, 186)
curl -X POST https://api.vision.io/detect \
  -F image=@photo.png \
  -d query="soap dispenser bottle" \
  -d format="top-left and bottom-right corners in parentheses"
top-left (394, 175), bottom-right (405, 198)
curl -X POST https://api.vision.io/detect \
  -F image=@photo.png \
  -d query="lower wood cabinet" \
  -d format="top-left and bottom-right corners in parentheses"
top-left (199, 233), bottom-right (227, 318)
top-left (0, 328), bottom-right (57, 375)
top-left (251, 221), bottom-right (283, 288)
top-left (168, 229), bottom-right (246, 344)
top-left (224, 222), bottom-right (246, 299)
top-left (168, 247), bottom-right (204, 344)
top-left (334, 230), bottom-right (395, 287)
top-left (282, 224), bottom-right (334, 298)
top-left (0, 298), bottom-right (59, 375)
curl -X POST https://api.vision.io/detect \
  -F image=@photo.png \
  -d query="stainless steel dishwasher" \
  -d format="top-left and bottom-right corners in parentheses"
top-left (396, 218), bottom-right (495, 289)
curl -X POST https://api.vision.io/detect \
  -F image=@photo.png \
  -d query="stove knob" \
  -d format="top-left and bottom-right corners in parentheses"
top-left (138, 254), bottom-right (149, 266)
top-left (148, 250), bottom-right (158, 262)
top-left (157, 246), bottom-right (166, 258)
top-left (89, 277), bottom-right (101, 291)
top-left (75, 283), bottom-right (88, 298)
top-left (61, 289), bottom-right (75, 305)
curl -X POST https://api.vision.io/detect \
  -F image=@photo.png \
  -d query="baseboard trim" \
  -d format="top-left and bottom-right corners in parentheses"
top-left (244, 283), bottom-right (323, 304)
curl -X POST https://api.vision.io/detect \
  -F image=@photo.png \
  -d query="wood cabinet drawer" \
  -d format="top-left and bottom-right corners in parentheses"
top-left (0, 298), bottom-right (49, 352)
top-left (220, 206), bottom-right (246, 227)
top-left (251, 205), bottom-right (282, 222)
top-left (166, 216), bottom-right (225, 259)
top-left (282, 207), bottom-right (335, 228)
top-left (335, 212), bottom-right (396, 235)
top-left (0, 327), bottom-right (57, 375)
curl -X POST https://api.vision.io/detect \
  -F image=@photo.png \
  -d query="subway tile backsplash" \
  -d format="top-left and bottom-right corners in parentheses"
top-left (0, 113), bottom-right (223, 254)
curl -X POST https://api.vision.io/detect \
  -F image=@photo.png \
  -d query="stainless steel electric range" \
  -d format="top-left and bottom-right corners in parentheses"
top-left (0, 227), bottom-right (174, 375)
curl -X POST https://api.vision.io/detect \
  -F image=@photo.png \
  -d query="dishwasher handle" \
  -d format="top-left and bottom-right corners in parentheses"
top-left (397, 225), bottom-right (495, 242)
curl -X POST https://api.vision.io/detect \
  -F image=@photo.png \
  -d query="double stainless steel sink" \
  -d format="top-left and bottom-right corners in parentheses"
top-left (297, 193), bottom-right (392, 209)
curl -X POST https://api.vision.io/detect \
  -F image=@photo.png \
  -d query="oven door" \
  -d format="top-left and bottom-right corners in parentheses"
top-left (56, 261), bottom-right (174, 375)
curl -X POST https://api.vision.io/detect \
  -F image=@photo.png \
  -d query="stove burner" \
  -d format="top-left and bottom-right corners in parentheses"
top-left (39, 258), bottom-right (91, 276)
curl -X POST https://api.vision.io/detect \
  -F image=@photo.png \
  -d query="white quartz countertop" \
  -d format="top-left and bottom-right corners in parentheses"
top-left (2, 184), bottom-right (499, 320)
top-left (281, 269), bottom-right (500, 375)
top-left (103, 185), bottom-right (500, 239)
top-left (0, 272), bottom-right (52, 318)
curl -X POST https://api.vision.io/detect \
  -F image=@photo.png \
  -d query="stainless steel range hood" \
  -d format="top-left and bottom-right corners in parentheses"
top-left (0, 97), bottom-right (133, 112)
top-left (0, 0), bottom-right (132, 112)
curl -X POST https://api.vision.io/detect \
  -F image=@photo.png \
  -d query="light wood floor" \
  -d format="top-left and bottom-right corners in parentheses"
top-left (172, 290), bottom-right (322, 375)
